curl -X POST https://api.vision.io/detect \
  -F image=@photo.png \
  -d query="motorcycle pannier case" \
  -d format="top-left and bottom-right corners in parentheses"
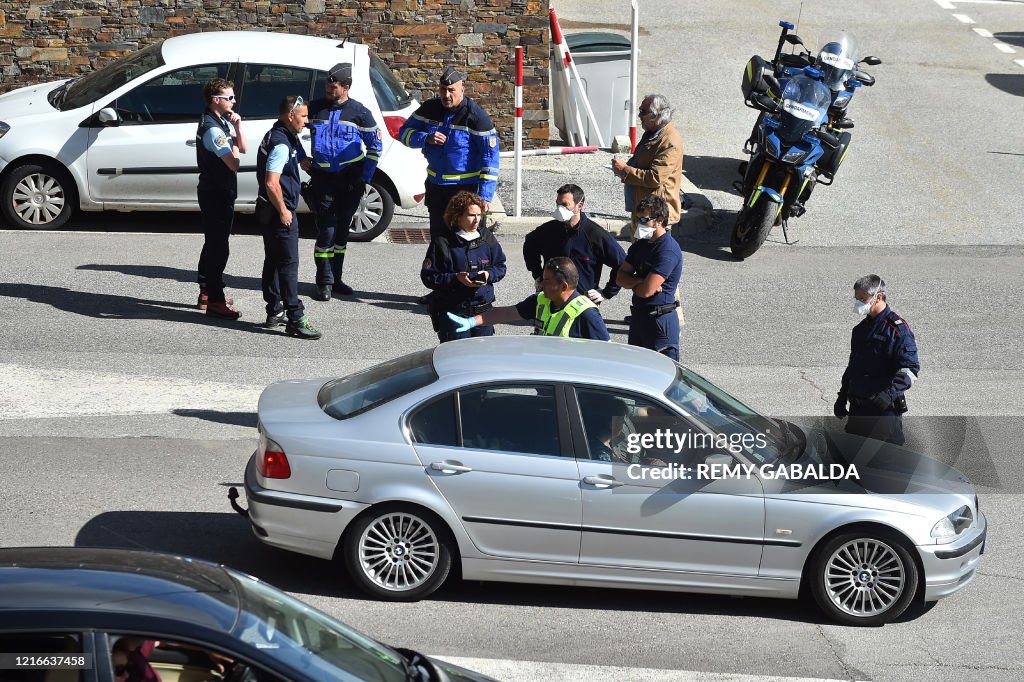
top-left (742, 55), bottom-right (773, 100)
top-left (817, 131), bottom-right (853, 179)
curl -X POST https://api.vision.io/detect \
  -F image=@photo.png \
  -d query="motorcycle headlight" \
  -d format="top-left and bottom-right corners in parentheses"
top-left (930, 505), bottom-right (974, 541)
top-left (0, 122), bottom-right (9, 140)
top-left (782, 148), bottom-right (808, 164)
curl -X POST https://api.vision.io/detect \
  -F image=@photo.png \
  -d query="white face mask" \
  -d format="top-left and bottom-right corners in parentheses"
top-left (853, 297), bottom-right (874, 316)
top-left (636, 225), bottom-right (656, 240)
top-left (553, 205), bottom-right (575, 223)
top-left (456, 230), bottom-right (478, 241)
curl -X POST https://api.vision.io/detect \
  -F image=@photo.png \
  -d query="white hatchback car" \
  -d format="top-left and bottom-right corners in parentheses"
top-left (0, 31), bottom-right (427, 239)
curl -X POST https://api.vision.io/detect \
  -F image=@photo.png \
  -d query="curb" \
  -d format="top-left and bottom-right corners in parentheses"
top-left (385, 176), bottom-right (715, 241)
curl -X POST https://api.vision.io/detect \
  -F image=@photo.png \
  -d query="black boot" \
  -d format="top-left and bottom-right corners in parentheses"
top-left (331, 252), bottom-right (353, 296)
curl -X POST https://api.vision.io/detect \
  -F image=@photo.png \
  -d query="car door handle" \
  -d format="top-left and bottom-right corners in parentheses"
top-left (186, 139), bottom-right (197, 147)
top-left (583, 475), bottom-right (623, 488)
top-left (301, 134), bottom-right (311, 141)
top-left (430, 461), bottom-right (473, 474)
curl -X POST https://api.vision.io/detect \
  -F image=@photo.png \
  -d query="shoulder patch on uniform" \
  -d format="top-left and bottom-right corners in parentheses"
top-left (488, 136), bottom-right (496, 148)
top-left (215, 134), bottom-right (228, 147)
top-left (884, 319), bottom-right (903, 335)
top-left (376, 129), bottom-right (382, 140)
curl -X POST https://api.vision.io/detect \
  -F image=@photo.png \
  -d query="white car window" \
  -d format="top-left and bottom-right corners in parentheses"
top-left (458, 385), bottom-right (561, 457)
top-left (114, 63), bottom-right (230, 125)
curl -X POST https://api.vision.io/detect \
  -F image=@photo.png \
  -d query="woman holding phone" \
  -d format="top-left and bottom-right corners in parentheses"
top-left (420, 191), bottom-right (507, 343)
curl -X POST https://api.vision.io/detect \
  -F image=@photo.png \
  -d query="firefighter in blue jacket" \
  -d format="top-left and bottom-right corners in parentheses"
top-left (399, 66), bottom-right (500, 238)
top-left (420, 191), bottom-right (507, 343)
top-left (306, 63), bottom-right (383, 301)
top-left (834, 275), bottom-right (921, 445)
top-left (523, 183), bottom-right (625, 305)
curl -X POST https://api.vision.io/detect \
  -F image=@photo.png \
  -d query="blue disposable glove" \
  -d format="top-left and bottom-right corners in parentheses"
top-left (447, 312), bottom-right (478, 333)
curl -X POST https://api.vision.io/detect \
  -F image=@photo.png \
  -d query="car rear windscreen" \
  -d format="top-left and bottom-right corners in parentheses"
top-left (318, 348), bottom-right (436, 419)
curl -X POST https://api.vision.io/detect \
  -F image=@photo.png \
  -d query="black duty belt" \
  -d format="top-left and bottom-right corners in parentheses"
top-left (631, 301), bottom-right (679, 317)
top-left (450, 302), bottom-right (492, 316)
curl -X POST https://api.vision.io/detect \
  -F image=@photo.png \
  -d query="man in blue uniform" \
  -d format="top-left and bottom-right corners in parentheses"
top-left (523, 183), bottom-right (625, 306)
top-left (616, 195), bottom-right (683, 360)
top-left (448, 257), bottom-right (610, 340)
top-left (196, 78), bottom-right (247, 319)
top-left (399, 66), bottom-right (500, 238)
top-left (834, 275), bottom-right (920, 445)
top-left (306, 63), bottom-right (383, 301)
top-left (256, 95), bottom-right (321, 340)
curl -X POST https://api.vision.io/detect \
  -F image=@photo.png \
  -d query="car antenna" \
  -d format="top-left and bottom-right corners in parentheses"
top-left (795, 0), bottom-right (804, 34)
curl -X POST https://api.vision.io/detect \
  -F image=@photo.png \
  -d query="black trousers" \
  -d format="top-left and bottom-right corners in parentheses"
top-left (262, 212), bottom-right (304, 322)
top-left (311, 169), bottom-right (364, 286)
top-left (846, 409), bottom-right (905, 446)
top-left (197, 189), bottom-right (236, 303)
top-left (425, 181), bottom-right (484, 237)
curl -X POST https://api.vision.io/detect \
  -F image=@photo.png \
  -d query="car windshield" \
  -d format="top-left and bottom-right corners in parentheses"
top-left (665, 365), bottom-right (788, 464)
top-left (369, 52), bottom-right (413, 110)
top-left (231, 571), bottom-right (407, 681)
top-left (319, 348), bottom-right (437, 420)
top-left (62, 41), bottom-right (165, 111)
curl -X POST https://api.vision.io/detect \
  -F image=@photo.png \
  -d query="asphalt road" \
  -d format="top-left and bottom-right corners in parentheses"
top-left (3, 0), bottom-right (1024, 680)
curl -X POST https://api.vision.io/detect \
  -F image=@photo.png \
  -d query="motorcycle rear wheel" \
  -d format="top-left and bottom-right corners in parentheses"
top-left (730, 198), bottom-right (779, 260)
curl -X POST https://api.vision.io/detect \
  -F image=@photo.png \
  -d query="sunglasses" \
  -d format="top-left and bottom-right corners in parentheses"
top-left (290, 95), bottom-right (304, 112)
top-left (637, 216), bottom-right (659, 225)
top-left (114, 664), bottom-right (129, 676)
top-left (214, 94), bottom-right (235, 102)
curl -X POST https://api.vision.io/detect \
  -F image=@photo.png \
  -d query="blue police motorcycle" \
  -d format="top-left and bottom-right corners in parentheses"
top-left (732, 22), bottom-right (881, 259)
top-left (731, 68), bottom-right (836, 259)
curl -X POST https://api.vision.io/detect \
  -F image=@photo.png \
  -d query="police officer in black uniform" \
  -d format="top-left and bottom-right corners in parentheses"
top-left (306, 63), bottom-right (383, 301)
top-left (834, 275), bottom-right (921, 445)
top-left (420, 191), bottom-right (507, 343)
top-left (196, 78), bottom-right (246, 319)
top-left (256, 95), bottom-right (321, 340)
top-left (523, 183), bottom-right (625, 305)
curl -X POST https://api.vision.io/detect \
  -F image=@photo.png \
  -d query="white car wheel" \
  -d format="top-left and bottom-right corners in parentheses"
top-left (348, 180), bottom-right (395, 242)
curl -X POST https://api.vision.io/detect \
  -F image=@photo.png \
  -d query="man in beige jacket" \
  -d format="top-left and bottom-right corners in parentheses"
top-left (611, 93), bottom-right (685, 233)
top-left (612, 93), bottom-right (685, 325)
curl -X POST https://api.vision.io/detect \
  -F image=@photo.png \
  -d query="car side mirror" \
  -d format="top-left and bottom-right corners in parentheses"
top-left (701, 452), bottom-right (735, 479)
top-left (861, 55), bottom-right (882, 66)
top-left (97, 107), bottom-right (119, 126)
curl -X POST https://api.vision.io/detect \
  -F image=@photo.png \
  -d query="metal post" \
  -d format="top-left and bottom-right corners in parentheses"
top-left (629, 0), bottom-right (639, 152)
top-left (514, 46), bottom-right (523, 218)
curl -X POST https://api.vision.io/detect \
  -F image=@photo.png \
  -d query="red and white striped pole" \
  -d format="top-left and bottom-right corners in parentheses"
top-left (549, 7), bottom-right (585, 146)
top-left (629, 0), bottom-right (640, 152)
top-left (513, 46), bottom-right (523, 217)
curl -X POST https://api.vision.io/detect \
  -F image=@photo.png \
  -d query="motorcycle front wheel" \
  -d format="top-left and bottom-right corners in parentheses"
top-left (730, 197), bottom-right (779, 260)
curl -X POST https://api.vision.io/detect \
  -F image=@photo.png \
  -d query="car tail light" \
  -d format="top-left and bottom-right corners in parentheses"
top-left (258, 432), bottom-right (291, 479)
top-left (413, 192), bottom-right (425, 204)
top-left (383, 115), bottom-right (406, 140)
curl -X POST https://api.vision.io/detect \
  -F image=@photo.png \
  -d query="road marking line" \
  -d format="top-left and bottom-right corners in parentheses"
top-left (973, 27), bottom-right (994, 37)
top-left (430, 656), bottom-right (859, 682)
top-left (934, 0), bottom-right (955, 9)
top-left (949, 0), bottom-right (1024, 5)
top-left (994, 41), bottom-right (1017, 53)
top-left (1016, 58), bottom-right (1024, 68)
top-left (952, 13), bottom-right (976, 23)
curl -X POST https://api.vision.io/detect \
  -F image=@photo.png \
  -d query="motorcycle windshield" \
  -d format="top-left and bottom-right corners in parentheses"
top-left (776, 76), bottom-right (831, 143)
top-left (816, 33), bottom-right (858, 90)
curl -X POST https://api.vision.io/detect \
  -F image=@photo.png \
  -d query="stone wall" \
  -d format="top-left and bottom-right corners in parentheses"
top-left (0, 0), bottom-right (550, 146)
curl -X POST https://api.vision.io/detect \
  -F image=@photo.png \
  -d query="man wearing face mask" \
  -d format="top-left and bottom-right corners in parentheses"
top-left (447, 257), bottom-right (609, 340)
top-left (616, 195), bottom-right (683, 360)
top-left (834, 275), bottom-right (920, 445)
top-left (522, 184), bottom-right (625, 305)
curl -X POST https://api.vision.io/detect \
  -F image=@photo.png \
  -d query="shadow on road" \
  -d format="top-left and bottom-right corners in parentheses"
top-left (994, 31), bottom-right (1024, 49)
top-left (173, 409), bottom-right (258, 428)
top-left (684, 155), bottom-right (744, 196)
top-left (0, 282), bottom-right (273, 335)
top-left (77, 263), bottom-right (263, 293)
top-left (985, 73), bottom-right (1024, 98)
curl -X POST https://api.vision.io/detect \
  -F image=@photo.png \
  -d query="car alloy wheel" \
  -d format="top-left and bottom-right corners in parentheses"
top-left (1, 162), bottom-right (76, 230)
top-left (348, 180), bottom-right (395, 242)
top-left (345, 507), bottom-right (452, 600)
top-left (811, 532), bottom-right (919, 626)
